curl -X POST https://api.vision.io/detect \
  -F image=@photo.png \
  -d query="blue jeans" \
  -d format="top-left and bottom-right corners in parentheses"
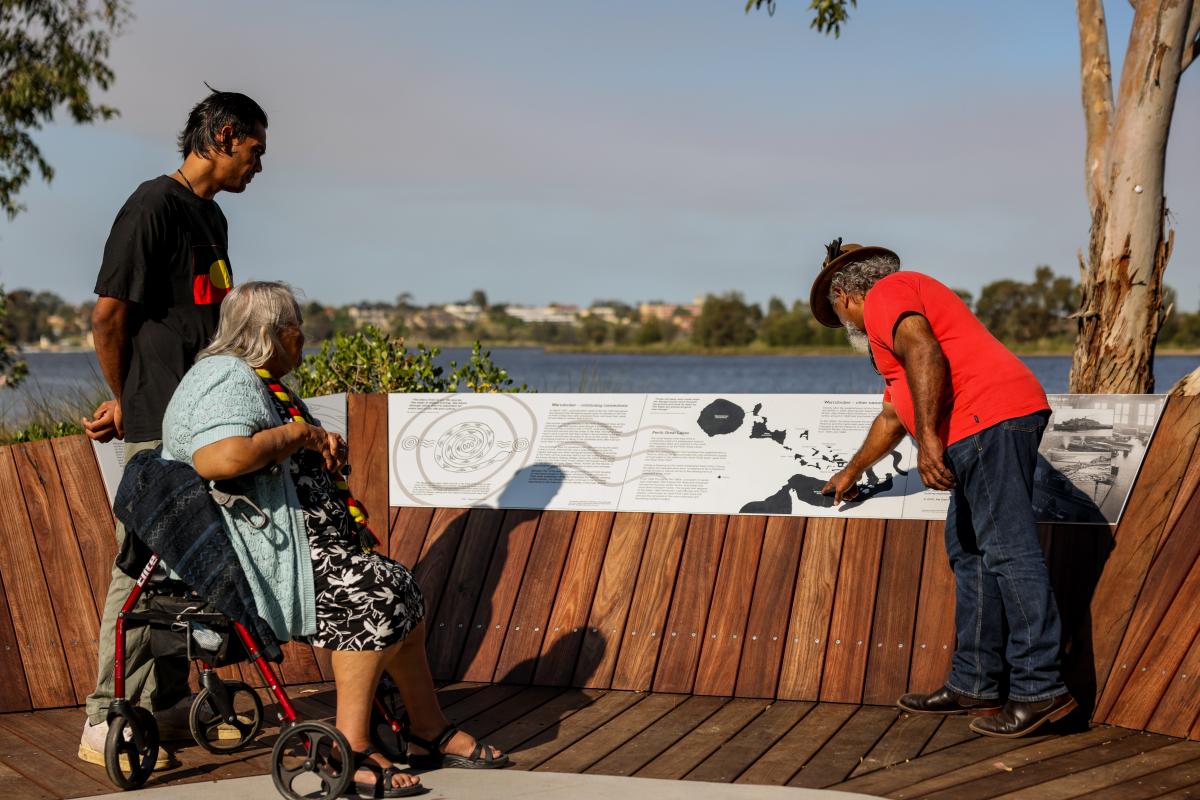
top-left (942, 412), bottom-right (1068, 703)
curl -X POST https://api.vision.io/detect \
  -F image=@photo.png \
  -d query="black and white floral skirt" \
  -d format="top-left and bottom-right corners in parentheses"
top-left (290, 450), bottom-right (424, 651)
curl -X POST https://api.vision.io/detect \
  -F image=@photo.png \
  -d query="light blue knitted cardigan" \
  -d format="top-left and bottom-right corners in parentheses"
top-left (161, 354), bottom-right (316, 641)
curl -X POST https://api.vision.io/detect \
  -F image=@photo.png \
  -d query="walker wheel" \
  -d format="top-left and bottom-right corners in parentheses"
top-left (104, 707), bottom-right (160, 790)
top-left (271, 720), bottom-right (353, 800)
top-left (189, 680), bottom-right (265, 753)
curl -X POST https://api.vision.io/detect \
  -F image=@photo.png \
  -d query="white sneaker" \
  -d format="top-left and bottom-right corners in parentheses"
top-left (78, 718), bottom-right (171, 770)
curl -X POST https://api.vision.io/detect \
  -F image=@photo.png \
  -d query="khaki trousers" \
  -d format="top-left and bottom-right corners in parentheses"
top-left (84, 440), bottom-right (191, 724)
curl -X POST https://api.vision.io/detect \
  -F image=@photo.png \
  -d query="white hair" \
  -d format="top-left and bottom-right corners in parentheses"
top-left (198, 281), bottom-right (302, 368)
top-left (829, 254), bottom-right (902, 302)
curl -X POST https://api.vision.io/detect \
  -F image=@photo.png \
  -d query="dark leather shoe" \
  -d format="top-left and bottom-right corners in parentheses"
top-left (897, 686), bottom-right (1003, 716)
top-left (970, 693), bottom-right (1079, 738)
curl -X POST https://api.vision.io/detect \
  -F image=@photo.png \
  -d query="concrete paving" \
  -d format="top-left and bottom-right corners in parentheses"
top-left (86, 769), bottom-right (883, 799)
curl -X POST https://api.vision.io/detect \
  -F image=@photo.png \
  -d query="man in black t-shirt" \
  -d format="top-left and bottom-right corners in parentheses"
top-left (79, 90), bottom-right (268, 768)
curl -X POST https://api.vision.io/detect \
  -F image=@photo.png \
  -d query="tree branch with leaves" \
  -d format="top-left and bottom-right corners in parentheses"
top-left (0, 0), bottom-right (129, 220)
top-left (745, 0), bottom-right (856, 38)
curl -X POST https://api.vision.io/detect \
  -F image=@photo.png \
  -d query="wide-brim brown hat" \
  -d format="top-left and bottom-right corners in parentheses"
top-left (809, 238), bottom-right (901, 328)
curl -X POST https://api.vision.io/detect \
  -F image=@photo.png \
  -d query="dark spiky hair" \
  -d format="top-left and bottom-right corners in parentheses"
top-left (177, 85), bottom-right (267, 159)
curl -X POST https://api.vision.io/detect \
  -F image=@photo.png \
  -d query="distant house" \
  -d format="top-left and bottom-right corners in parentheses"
top-left (585, 306), bottom-right (622, 324)
top-left (443, 303), bottom-right (484, 324)
top-left (408, 307), bottom-right (465, 331)
top-left (638, 298), bottom-right (702, 332)
top-left (347, 304), bottom-right (393, 330)
top-left (505, 304), bottom-right (581, 325)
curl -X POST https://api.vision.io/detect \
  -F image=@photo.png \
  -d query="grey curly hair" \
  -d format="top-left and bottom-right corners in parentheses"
top-left (829, 254), bottom-right (902, 302)
top-left (198, 281), bottom-right (303, 368)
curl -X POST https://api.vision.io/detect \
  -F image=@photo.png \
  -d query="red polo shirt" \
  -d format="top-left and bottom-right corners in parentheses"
top-left (863, 271), bottom-right (1049, 445)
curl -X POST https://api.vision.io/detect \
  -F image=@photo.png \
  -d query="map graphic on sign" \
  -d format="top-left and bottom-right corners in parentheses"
top-left (387, 392), bottom-right (1165, 525)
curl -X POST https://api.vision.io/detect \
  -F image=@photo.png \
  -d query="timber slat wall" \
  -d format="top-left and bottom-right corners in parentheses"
top-left (0, 394), bottom-right (1198, 744)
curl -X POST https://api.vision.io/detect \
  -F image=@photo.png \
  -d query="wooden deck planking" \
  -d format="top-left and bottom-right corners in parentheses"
top-left (851, 710), bottom-right (942, 777)
top-left (692, 515), bottom-right (765, 697)
top-left (0, 448), bottom-right (76, 708)
top-left (507, 689), bottom-right (643, 770)
top-left (735, 700), bottom-right (857, 785)
top-left (426, 508), bottom-right (506, 679)
top-left (907, 521), bottom-right (956, 694)
top-left (652, 514), bottom-right (730, 695)
top-left (610, 513), bottom-right (687, 691)
top-left (776, 517), bottom-right (845, 701)
top-left (13, 441), bottom-right (103, 705)
top-left (919, 715), bottom-right (983, 756)
top-left (534, 511), bottom-right (614, 686)
top-left (8, 690), bottom-right (1200, 799)
top-left (863, 520), bottom-right (927, 706)
top-left (998, 740), bottom-right (1200, 800)
top-left (820, 518), bottom-right (886, 704)
top-left (492, 510), bottom-right (578, 683)
top-left (891, 728), bottom-right (1131, 796)
top-left (484, 687), bottom-right (605, 754)
top-left (924, 729), bottom-right (1174, 800)
top-left (535, 692), bottom-right (686, 774)
top-left (633, 698), bottom-right (765, 780)
top-left (452, 685), bottom-right (565, 740)
top-left (832, 725), bottom-right (1060, 796)
top-left (1074, 757), bottom-right (1200, 799)
top-left (789, 704), bottom-right (898, 789)
top-left (734, 517), bottom-right (805, 699)
top-left (0, 718), bottom-right (113, 798)
top-left (456, 509), bottom-right (540, 682)
top-left (1090, 395), bottom-right (1200, 704)
top-left (575, 512), bottom-right (652, 689)
top-left (50, 436), bottom-right (118, 617)
top-left (684, 699), bottom-right (814, 783)
top-left (586, 695), bottom-right (728, 777)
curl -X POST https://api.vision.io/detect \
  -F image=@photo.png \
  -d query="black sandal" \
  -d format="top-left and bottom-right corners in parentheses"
top-left (405, 725), bottom-right (509, 770)
top-left (348, 747), bottom-right (427, 798)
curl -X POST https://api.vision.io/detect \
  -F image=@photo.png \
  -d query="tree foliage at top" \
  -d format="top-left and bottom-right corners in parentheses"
top-left (1, 0), bottom-right (129, 219)
top-left (745, 0), bottom-right (855, 37)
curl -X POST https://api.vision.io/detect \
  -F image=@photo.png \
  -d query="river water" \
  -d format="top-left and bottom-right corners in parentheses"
top-left (3, 349), bottom-right (1196, 425)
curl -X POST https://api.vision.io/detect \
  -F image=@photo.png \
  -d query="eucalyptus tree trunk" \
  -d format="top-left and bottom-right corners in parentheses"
top-left (1070, 0), bottom-right (1199, 393)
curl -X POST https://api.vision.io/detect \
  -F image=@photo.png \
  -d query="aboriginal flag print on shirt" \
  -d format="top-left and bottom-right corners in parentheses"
top-left (193, 244), bottom-right (233, 304)
top-left (96, 175), bottom-right (232, 442)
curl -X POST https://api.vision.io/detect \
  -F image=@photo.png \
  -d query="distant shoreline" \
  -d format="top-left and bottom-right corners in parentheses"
top-left (14, 342), bottom-right (1200, 359)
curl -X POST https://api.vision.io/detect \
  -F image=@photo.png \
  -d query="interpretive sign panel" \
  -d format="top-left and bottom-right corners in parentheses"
top-left (387, 392), bottom-right (1164, 525)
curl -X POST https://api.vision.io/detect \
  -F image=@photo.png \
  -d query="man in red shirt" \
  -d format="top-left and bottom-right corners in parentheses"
top-left (814, 239), bottom-right (1076, 738)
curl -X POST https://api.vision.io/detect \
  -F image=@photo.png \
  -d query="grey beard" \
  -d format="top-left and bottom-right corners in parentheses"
top-left (844, 321), bottom-right (871, 354)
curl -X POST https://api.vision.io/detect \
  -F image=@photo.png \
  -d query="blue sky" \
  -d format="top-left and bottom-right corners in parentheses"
top-left (2, 0), bottom-right (1197, 310)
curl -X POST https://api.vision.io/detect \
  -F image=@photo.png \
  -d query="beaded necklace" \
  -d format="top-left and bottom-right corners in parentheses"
top-left (256, 369), bottom-right (379, 555)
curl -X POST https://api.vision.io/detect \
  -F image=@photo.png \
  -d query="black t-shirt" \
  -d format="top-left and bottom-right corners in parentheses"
top-left (95, 175), bottom-right (232, 442)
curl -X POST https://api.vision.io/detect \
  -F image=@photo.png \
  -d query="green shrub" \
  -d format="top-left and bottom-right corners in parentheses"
top-left (290, 326), bottom-right (527, 396)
